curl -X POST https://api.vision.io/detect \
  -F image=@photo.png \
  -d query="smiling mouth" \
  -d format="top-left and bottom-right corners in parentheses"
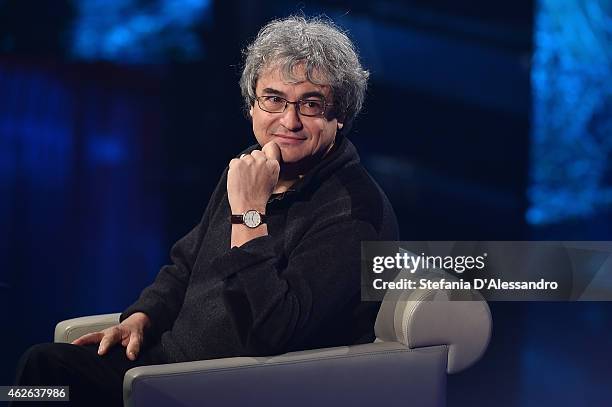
top-left (272, 134), bottom-right (306, 144)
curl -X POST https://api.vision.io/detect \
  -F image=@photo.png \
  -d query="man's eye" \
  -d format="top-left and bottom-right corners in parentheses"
top-left (303, 100), bottom-right (323, 108)
top-left (265, 96), bottom-right (284, 103)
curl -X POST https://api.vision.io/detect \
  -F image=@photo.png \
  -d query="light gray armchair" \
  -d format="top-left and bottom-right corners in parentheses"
top-left (55, 279), bottom-right (491, 407)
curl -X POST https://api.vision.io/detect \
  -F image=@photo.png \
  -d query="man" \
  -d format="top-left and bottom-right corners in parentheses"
top-left (13, 15), bottom-right (398, 405)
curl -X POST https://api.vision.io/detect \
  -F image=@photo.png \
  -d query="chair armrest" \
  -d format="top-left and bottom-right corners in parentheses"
top-left (54, 313), bottom-right (121, 343)
top-left (124, 342), bottom-right (448, 407)
top-left (375, 268), bottom-right (492, 374)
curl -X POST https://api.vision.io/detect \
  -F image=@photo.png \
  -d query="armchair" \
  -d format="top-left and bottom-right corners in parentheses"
top-left (55, 278), bottom-right (491, 407)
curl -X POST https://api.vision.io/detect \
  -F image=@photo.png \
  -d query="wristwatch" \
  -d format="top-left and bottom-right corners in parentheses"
top-left (230, 209), bottom-right (266, 228)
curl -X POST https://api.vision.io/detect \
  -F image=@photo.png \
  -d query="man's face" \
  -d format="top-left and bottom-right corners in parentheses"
top-left (250, 66), bottom-right (342, 167)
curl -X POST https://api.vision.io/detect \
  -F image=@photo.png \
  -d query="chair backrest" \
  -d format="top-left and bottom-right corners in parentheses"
top-left (374, 269), bottom-right (492, 374)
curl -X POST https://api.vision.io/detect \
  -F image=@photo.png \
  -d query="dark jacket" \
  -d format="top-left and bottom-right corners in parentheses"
top-left (120, 134), bottom-right (399, 363)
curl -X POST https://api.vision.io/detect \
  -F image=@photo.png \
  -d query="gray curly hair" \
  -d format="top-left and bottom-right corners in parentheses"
top-left (240, 15), bottom-right (369, 134)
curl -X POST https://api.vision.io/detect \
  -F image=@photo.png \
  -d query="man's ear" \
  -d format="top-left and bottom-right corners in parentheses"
top-left (335, 110), bottom-right (347, 130)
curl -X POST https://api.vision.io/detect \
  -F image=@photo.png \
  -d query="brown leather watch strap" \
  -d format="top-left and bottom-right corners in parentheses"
top-left (230, 214), bottom-right (244, 224)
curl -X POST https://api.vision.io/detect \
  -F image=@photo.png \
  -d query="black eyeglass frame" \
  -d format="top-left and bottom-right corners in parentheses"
top-left (255, 95), bottom-right (333, 117)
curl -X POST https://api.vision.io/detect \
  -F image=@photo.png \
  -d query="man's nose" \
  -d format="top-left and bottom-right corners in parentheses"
top-left (279, 102), bottom-right (303, 131)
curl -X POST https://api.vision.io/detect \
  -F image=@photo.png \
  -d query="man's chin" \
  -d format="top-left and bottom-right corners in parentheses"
top-left (276, 146), bottom-right (303, 164)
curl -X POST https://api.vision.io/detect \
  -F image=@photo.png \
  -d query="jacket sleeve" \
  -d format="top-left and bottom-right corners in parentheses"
top-left (119, 221), bottom-right (204, 340)
top-left (120, 170), bottom-right (227, 340)
top-left (210, 213), bottom-right (378, 355)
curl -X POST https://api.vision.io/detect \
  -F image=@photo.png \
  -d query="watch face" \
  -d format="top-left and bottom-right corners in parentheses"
top-left (243, 210), bottom-right (261, 228)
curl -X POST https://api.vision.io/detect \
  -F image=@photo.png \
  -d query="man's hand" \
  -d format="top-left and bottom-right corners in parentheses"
top-left (227, 141), bottom-right (281, 214)
top-left (71, 312), bottom-right (150, 361)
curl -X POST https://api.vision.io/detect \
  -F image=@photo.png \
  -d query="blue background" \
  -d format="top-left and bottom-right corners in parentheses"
top-left (1, 0), bottom-right (611, 405)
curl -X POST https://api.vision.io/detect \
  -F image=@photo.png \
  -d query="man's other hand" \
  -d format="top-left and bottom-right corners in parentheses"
top-left (71, 312), bottom-right (151, 361)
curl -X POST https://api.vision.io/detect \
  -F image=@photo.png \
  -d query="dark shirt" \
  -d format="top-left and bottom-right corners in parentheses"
top-left (120, 134), bottom-right (399, 363)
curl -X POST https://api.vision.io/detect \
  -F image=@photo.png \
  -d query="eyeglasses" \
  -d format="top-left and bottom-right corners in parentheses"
top-left (255, 95), bottom-right (332, 117)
